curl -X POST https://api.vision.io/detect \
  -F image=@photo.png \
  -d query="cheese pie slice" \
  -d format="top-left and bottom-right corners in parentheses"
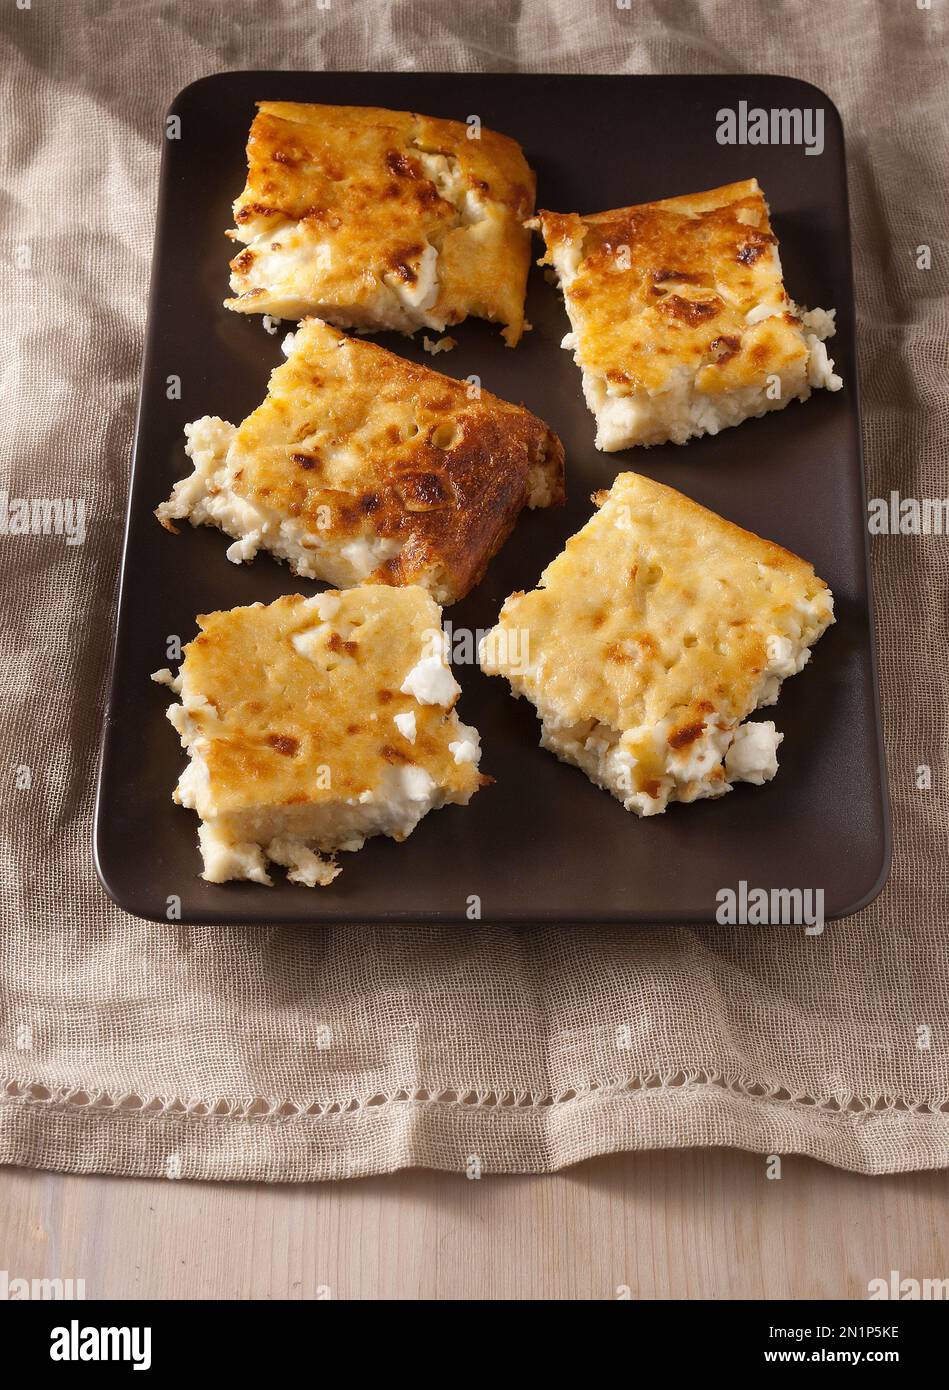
top-left (156, 318), bottom-right (564, 606)
top-left (532, 178), bottom-right (842, 450)
top-left (153, 587), bottom-right (486, 887)
top-left (225, 101), bottom-right (536, 345)
top-left (480, 471), bottom-right (834, 815)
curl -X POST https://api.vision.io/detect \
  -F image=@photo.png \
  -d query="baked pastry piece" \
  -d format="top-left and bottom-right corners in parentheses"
top-left (155, 318), bottom-right (564, 606)
top-left (480, 471), bottom-right (834, 815)
top-left (532, 178), bottom-right (843, 450)
top-left (152, 587), bottom-right (486, 886)
top-left (225, 100), bottom-right (535, 345)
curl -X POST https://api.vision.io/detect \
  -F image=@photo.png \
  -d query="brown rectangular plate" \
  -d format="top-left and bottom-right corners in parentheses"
top-left (95, 71), bottom-right (890, 924)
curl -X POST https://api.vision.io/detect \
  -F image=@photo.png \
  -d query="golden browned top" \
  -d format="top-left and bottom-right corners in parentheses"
top-left (481, 471), bottom-right (833, 742)
top-left (227, 101), bottom-right (535, 344)
top-left (227, 318), bottom-right (564, 602)
top-left (179, 588), bottom-right (482, 815)
top-left (534, 179), bottom-right (809, 393)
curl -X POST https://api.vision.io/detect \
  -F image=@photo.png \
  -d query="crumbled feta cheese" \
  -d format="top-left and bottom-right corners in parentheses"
top-left (744, 301), bottom-right (784, 325)
top-left (397, 765), bottom-right (436, 801)
top-left (725, 721), bottom-right (784, 785)
top-left (307, 591), bottom-right (341, 622)
top-left (150, 667), bottom-right (180, 692)
top-left (805, 334), bottom-right (843, 391)
top-left (394, 710), bottom-right (417, 743)
top-left (384, 242), bottom-right (439, 313)
top-left (400, 637), bottom-right (461, 706)
top-left (292, 626), bottom-right (331, 659)
top-left (225, 531), bottom-right (262, 564)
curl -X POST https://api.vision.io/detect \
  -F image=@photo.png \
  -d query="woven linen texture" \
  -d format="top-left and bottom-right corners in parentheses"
top-left (0, 0), bottom-right (946, 1180)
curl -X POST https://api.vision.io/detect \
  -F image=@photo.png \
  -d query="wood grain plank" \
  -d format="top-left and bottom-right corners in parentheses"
top-left (0, 1154), bottom-right (946, 1300)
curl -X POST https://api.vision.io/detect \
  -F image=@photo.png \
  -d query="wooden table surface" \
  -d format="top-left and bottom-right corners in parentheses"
top-left (2, 1151), bottom-right (947, 1300)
